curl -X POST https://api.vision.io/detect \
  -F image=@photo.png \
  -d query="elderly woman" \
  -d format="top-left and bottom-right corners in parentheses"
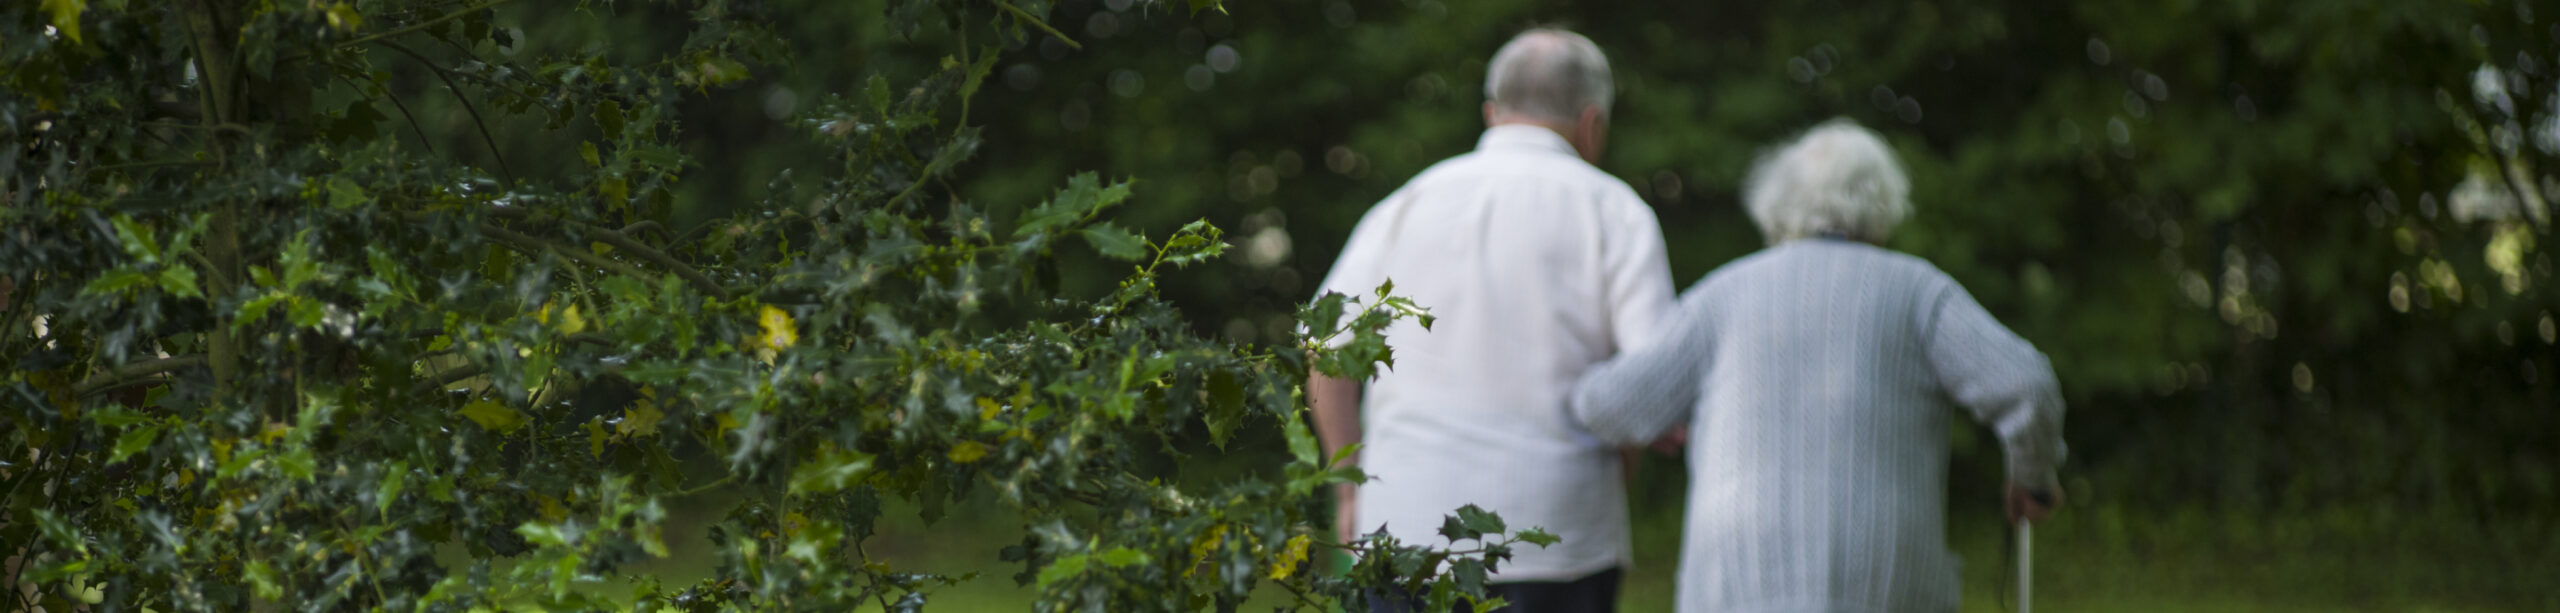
top-left (1569, 119), bottom-right (2067, 612)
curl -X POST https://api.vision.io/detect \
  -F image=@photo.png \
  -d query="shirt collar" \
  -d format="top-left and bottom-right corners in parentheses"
top-left (1476, 124), bottom-right (1579, 158)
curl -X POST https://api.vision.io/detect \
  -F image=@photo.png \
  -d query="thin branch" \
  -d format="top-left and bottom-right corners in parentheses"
top-left (137, 121), bottom-right (253, 136)
top-left (331, 71), bottom-right (437, 157)
top-left (885, 174), bottom-right (931, 210)
top-left (80, 376), bottom-right (174, 399)
top-left (574, 222), bottom-right (729, 300)
top-left (671, 474), bottom-right (735, 497)
top-left (474, 222), bottom-right (657, 286)
top-left (72, 355), bottom-right (207, 396)
top-left (1275, 579), bottom-right (1329, 611)
top-left (955, 25), bottom-right (974, 133)
top-left (617, 220), bottom-right (665, 239)
top-left (667, 220), bottom-right (719, 249)
top-left (89, 159), bottom-right (219, 173)
top-left (334, 0), bottom-right (524, 49)
top-left (150, 100), bottom-right (203, 121)
top-left (380, 40), bottom-right (516, 185)
top-left (995, 1), bottom-right (1081, 50)
top-left (426, 64), bottom-right (549, 104)
top-left (410, 363), bottom-right (485, 396)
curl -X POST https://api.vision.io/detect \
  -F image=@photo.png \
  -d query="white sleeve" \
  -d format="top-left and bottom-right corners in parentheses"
top-left (1923, 279), bottom-right (2068, 490)
top-left (1602, 198), bottom-right (1678, 353)
top-left (1306, 194), bottom-right (1400, 349)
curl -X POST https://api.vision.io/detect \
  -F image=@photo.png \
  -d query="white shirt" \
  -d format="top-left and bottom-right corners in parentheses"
top-left (1315, 124), bottom-right (1677, 581)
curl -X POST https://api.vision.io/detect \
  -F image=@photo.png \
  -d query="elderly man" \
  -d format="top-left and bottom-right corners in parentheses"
top-left (1309, 28), bottom-right (1675, 611)
top-left (1568, 119), bottom-right (2067, 612)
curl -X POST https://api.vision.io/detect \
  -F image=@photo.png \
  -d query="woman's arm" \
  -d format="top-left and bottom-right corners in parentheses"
top-left (1922, 280), bottom-right (2068, 500)
top-left (1569, 292), bottom-right (1714, 446)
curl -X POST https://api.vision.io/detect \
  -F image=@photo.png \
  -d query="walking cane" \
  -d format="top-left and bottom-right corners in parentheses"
top-left (2014, 519), bottom-right (2032, 613)
top-left (2014, 489), bottom-right (2049, 613)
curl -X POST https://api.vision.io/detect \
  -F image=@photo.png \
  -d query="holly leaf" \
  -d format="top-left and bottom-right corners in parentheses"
top-left (957, 45), bottom-right (999, 101)
top-left (947, 440), bottom-right (989, 464)
top-left (1514, 527), bottom-right (1561, 548)
top-left (326, 176), bottom-right (369, 209)
top-left (1160, 220), bottom-right (1228, 267)
top-left (1436, 514), bottom-right (1478, 542)
top-left (1297, 292), bottom-right (1350, 345)
top-left (1283, 411), bottom-right (1321, 468)
top-left (88, 406), bottom-right (150, 427)
top-left (377, 461), bottom-right (407, 519)
top-left (1450, 558), bottom-right (1489, 598)
top-left (1096, 547), bottom-right (1149, 568)
top-left (1017, 173), bottom-right (1135, 238)
top-left (458, 399), bottom-right (527, 434)
top-left (619, 401), bottom-right (663, 437)
top-left (1035, 553), bottom-right (1089, 587)
top-left (788, 446), bottom-right (875, 495)
top-left (110, 423), bottom-right (160, 463)
top-left (867, 73), bottom-right (893, 116)
top-left (325, 3), bottom-right (363, 30)
top-left (275, 447), bottom-right (316, 482)
top-left (82, 270), bottom-right (154, 297)
top-left (1080, 223), bottom-right (1147, 261)
top-left (594, 99), bottom-right (626, 136)
top-left (41, 0), bottom-right (83, 43)
top-left (1456, 504), bottom-right (1506, 536)
top-left (159, 266), bottom-right (201, 299)
top-left (328, 101), bottom-right (384, 144)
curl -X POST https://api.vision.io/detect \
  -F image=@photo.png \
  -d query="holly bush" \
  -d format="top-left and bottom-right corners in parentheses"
top-left (0, 1), bottom-right (1551, 611)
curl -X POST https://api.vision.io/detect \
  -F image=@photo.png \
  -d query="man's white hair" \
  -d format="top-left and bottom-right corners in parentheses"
top-left (1744, 118), bottom-right (1912, 243)
top-left (1484, 28), bottom-right (1613, 123)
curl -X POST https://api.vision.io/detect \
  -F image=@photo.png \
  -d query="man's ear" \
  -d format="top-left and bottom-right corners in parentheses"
top-left (1484, 102), bottom-right (1499, 126)
top-left (1575, 105), bottom-right (1609, 162)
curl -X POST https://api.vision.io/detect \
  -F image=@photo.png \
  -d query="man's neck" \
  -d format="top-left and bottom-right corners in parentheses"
top-left (1487, 118), bottom-right (1573, 141)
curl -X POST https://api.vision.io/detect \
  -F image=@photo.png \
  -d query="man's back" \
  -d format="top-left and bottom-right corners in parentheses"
top-left (1316, 124), bottom-right (1673, 581)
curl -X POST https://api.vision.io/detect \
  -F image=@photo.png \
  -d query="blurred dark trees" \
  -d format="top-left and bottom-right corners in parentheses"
top-left (430, 0), bottom-right (2560, 519)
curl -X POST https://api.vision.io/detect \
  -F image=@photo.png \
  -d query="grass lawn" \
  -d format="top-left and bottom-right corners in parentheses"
top-left (560, 486), bottom-right (2555, 612)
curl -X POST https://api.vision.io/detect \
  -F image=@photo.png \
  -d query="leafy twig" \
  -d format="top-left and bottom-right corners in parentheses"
top-left (474, 222), bottom-right (655, 286)
top-left (618, 220), bottom-right (665, 239)
top-left (410, 363), bottom-right (486, 396)
top-left (335, 0), bottom-right (525, 49)
top-left (138, 120), bottom-right (254, 136)
top-left (666, 220), bottom-right (720, 250)
top-left (90, 159), bottom-right (219, 173)
top-left (330, 70), bottom-right (437, 156)
top-left (672, 474), bottom-right (735, 498)
top-left (995, 1), bottom-right (1082, 50)
top-left (1274, 579), bottom-right (1330, 610)
top-left (73, 355), bottom-right (208, 396)
top-left (571, 222), bottom-right (730, 300)
top-left (379, 41), bottom-right (516, 185)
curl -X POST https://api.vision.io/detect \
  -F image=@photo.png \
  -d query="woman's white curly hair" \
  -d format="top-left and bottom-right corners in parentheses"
top-left (1743, 118), bottom-right (1912, 244)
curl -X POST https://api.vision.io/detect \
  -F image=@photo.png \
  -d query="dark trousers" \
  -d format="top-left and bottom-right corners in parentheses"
top-left (1367, 567), bottom-right (1622, 613)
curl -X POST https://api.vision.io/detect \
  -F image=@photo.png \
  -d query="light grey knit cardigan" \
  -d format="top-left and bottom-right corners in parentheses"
top-left (1569, 239), bottom-right (2067, 613)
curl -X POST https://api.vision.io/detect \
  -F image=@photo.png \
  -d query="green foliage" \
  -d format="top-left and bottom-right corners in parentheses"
top-left (0, 1), bottom-right (1545, 611)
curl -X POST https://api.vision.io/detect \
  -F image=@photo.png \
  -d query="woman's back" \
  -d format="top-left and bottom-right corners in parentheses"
top-left (1683, 239), bottom-right (1967, 612)
top-left (1573, 239), bottom-right (2064, 612)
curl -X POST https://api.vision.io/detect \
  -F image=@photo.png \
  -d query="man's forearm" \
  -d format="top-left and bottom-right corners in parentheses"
top-left (1308, 373), bottom-right (1363, 468)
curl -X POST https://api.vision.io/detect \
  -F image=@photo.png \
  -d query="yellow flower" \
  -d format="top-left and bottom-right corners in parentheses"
top-left (755, 304), bottom-right (797, 362)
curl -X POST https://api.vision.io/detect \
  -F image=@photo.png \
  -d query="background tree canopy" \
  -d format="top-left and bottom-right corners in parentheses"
top-left (8, 0), bottom-right (2560, 610)
top-left (3, 0), bottom-right (1555, 611)
top-left (940, 0), bottom-right (2560, 519)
